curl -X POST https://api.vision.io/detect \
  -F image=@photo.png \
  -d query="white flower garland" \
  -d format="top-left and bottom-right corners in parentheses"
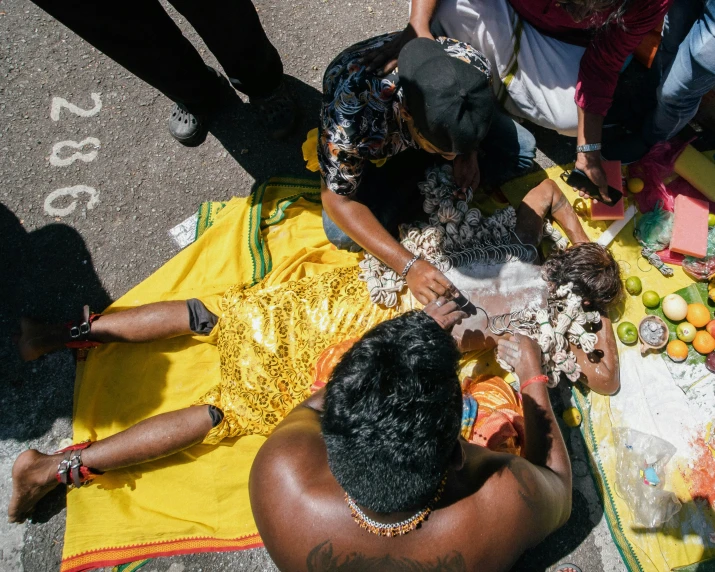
top-left (357, 164), bottom-right (602, 388)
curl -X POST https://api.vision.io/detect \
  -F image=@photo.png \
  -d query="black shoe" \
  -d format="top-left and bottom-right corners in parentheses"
top-left (168, 103), bottom-right (208, 146)
top-left (168, 66), bottom-right (225, 146)
top-left (244, 79), bottom-right (298, 140)
top-left (602, 133), bottom-right (651, 165)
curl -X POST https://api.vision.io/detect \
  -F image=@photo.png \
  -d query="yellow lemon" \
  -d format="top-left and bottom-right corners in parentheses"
top-left (627, 177), bottom-right (645, 193)
top-left (562, 408), bottom-right (582, 427)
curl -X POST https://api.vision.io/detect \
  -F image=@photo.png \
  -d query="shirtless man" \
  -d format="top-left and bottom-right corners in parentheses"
top-left (250, 310), bottom-right (571, 571)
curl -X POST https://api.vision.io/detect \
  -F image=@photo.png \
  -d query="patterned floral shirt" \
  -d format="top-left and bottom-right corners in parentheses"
top-left (319, 34), bottom-right (492, 196)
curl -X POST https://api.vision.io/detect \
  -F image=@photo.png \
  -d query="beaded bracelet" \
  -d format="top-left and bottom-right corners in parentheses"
top-left (519, 374), bottom-right (549, 392)
top-left (401, 254), bottom-right (420, 278)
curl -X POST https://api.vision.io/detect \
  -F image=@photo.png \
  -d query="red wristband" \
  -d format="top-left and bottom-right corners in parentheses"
top-left (520, 374), bottom-right (549, 392)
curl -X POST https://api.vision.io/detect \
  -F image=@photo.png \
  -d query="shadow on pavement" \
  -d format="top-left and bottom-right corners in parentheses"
top-left (209, 74), bottom-right (323, 183)
top-left (0, 203), bottom-right (111, 441)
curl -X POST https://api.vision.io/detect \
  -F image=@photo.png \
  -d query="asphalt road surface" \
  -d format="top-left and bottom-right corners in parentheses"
top-left (0, 0), bottom-right (627, 570)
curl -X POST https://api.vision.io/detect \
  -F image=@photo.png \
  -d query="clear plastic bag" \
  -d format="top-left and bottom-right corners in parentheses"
top-left (613, 428), bottom-right (682, 528)
top-left (683, 227), bottom-right (715, 281)
top-left (682, 256), bottom-right (715, 281)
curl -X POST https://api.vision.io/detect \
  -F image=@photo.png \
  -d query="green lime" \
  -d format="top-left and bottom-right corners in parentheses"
top-left (625, 276), bottom-right (642, 295)
top-left (617, 321), bottom-right (638, 344)
top-left (642, 290), bottom-right (660, 309)
top-left (709, 213), bottom-right (715, 227)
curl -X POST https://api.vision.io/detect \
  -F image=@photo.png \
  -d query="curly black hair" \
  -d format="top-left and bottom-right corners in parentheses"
top-left (321, 311), bottom-right (462, 513)
top-left (542, 242), bottom-right (623, 310)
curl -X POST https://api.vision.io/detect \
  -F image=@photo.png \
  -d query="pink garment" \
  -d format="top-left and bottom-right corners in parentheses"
top-left (629, 139), bottom-right (715, 267)
top-left (629, 138), bottom-right (715, 214)
top-left (509, 0), bottom-right (672, 116)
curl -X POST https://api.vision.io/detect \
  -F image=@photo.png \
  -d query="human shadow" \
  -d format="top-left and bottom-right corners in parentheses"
top-left (0, 203), bottom-right (111, 441)
top-left (208, 74), bottom-right (323, 183)
top-left (513, 384), bottom-right (601, 571)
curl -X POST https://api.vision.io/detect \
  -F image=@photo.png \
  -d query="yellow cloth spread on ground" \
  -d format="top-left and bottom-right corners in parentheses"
top-left (62, 177), bottom-right (377, 571)
top-left (62, 167), bottom-right (715, 572)
top-left (541, 170), bottom-right (715, 572)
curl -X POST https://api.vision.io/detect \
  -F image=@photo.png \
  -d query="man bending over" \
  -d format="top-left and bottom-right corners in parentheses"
top-left (319, 35), bottom-right (537, 304)
top-left (250, 311), bottom-right (571, 571)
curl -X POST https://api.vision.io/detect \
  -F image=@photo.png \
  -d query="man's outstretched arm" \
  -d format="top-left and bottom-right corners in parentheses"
top-left (516, 179), bottom-right (589, 247)
top-left (496, 334), bottom-right (572, 537)
top-left (322, 185), bottom-right (454, 304)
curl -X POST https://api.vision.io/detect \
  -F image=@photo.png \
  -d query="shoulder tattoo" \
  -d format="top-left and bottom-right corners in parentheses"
top-left (306, 540), bottom-right (467, 572)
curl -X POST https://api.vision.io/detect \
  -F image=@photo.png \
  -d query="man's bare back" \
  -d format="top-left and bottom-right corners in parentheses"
top-left (250, 312), bottom-right (572, 572)
top-left (251, 407), bottom-right (568, 572)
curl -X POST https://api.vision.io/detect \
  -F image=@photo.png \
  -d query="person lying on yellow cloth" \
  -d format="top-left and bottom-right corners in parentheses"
top-left (250, 312), bottom-right (570, 571)
top-left (8, 178), bottom-right (621, 524)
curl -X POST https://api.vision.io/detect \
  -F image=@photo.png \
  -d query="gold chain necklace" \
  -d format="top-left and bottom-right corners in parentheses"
top-left (344, 473), bottom-right (448, 537)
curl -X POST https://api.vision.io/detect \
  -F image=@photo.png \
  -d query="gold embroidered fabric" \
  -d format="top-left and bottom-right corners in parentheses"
top-left (197, 266), bottom-right (399, 444)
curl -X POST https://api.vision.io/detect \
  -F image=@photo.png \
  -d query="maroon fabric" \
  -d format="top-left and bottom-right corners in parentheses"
top-left (509, 0), bottom-right (672, 115)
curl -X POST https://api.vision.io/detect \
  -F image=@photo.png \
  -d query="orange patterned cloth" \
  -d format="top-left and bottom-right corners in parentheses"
top-left (463, 375), bottom-right (525, 456)
top-left (311, 343), bottom-right (525, 456)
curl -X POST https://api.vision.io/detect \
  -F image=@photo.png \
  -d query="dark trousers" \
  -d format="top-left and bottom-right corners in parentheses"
top-left (32, 0), bottom-right (284, 110)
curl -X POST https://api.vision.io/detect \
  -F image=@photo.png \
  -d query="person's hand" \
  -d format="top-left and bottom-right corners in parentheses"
top-left (424, 296), bottom-right (468, 331)
top-left (359, 24), bottom-right (434, 76)
top-left (453, 151), bottom-right (480, 198)
top-left (496, 334), bottom-right (543, 382)
top-left (573, 153), bottom-right (608, 203)
top-left (405, 259), bottom-right (454, 305)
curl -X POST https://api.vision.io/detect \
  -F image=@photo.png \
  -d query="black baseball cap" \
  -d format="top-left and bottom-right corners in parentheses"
top-left (398, 38), bottom-right (494, 154)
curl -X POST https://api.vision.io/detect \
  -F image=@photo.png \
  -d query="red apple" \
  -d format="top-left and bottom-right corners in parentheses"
top-left (706, 319), bottom-right (715, 338)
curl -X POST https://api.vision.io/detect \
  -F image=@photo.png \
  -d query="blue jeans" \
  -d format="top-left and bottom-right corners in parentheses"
top-left (323, 109), bottom-right (537, 251)
top-left (644, 0), bottom-right (715, 144)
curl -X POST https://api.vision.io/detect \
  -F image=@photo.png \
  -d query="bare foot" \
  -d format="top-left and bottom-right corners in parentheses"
top-left (17, 318), bottom-right (66, 361)
top-left (8, 450), bottom-right (59, 523)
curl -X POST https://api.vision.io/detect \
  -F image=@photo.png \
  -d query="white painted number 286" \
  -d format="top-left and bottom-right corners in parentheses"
top-left (45, 93), bottom-right (102, 216)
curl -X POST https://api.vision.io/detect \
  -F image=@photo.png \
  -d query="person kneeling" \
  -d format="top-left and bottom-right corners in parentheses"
top-left (250, 311), bottom-right (571, 571)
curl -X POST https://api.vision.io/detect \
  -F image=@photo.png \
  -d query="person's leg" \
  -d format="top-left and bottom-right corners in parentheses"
top-left (479, 109), bottom-right (537, 187)
top-left (31, 0), bottom-right (223, 144)
top-left (9, 404), bottom-right (219, 523)
top-left (169, 0), bottom-right (296, 139)
top-left (647, 0), bottom-right (704, 102)
top-left (644, 0), bottom-right (715, 145)
top-left (18, 300), bottom-right (215, 361)
top-left (170, 0), bottom-right (282, 98)
top-left (31, 0), bottom-right (221, 111)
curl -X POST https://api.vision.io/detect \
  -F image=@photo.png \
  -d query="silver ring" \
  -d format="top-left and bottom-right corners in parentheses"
top-left (434, 299), bottom-right (445, 308)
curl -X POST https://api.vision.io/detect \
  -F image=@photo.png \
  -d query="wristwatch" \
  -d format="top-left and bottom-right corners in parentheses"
top-left (576, 143), bottom-right (602, 154)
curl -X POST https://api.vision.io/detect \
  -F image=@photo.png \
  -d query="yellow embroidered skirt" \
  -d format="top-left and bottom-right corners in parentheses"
top-left (197, 267), bottom-right (400, 443)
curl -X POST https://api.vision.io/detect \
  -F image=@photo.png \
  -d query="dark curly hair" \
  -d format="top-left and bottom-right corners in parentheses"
top-left (542, 242), bottom-right (623, 310)
top-left (321, 311), bottom-right (462, 513)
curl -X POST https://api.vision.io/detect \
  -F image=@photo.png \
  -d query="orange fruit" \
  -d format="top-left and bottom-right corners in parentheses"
top-left (693, 331), bottom-right (715, 354)
top-left (666, 340), bottom-right (689, 362)
top-left (686, 303), bottom-right (711, 328)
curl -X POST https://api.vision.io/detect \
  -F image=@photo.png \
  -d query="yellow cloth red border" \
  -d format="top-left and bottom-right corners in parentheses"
top-left (61, 534), bottom-right (262, 572)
